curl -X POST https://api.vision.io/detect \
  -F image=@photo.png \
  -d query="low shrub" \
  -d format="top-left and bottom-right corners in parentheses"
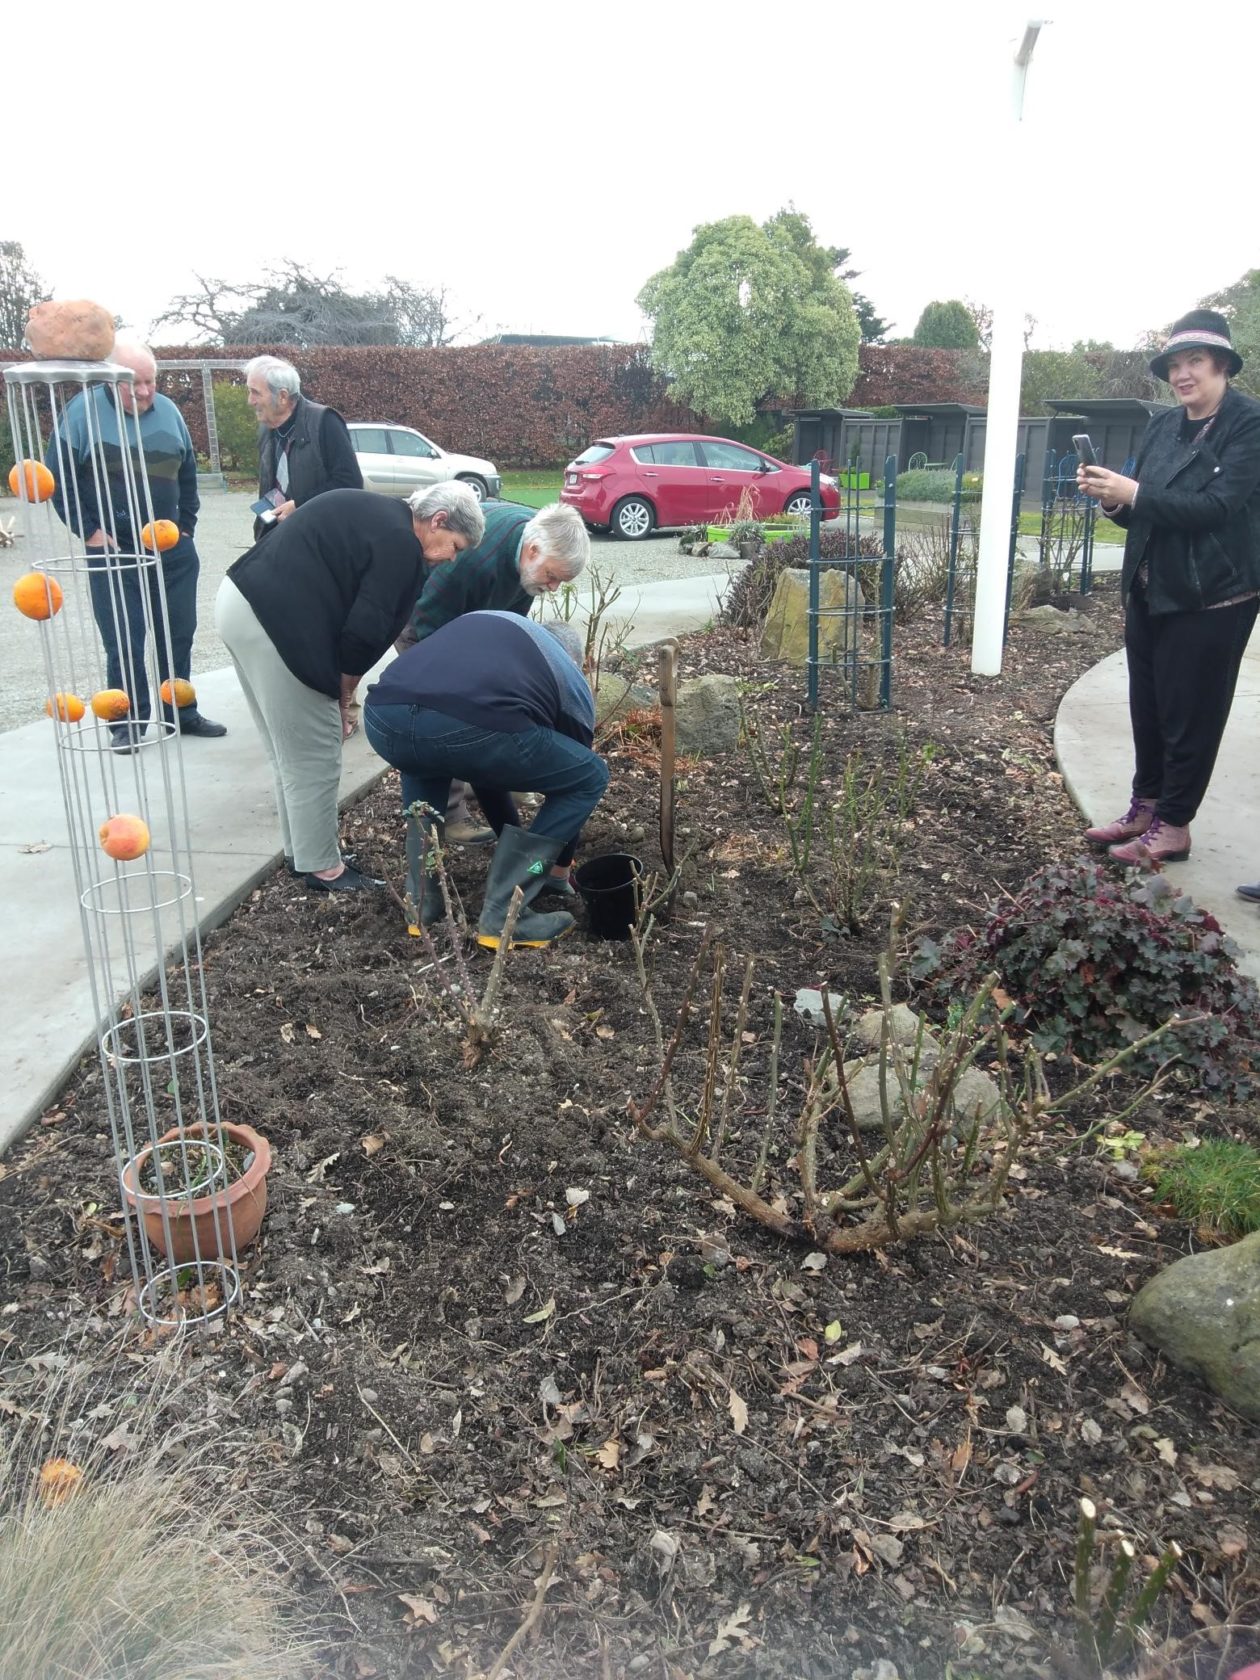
top-left (720, 528), bottom-right (885, 631)
top-left (895, 468), bottom-right (967, 503)
top-left (912, 861), bottom-right (1260, 1102)
top-left (211, 379), bottom-right (260, 473)
top-left (1143, 1139), bottom-right (1260, 1238)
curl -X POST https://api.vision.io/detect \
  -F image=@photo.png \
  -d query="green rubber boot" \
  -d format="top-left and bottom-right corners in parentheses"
top-left (405, 811), bottom-right (447, 935)
top-left (476, 826), bottom-right (575, 950)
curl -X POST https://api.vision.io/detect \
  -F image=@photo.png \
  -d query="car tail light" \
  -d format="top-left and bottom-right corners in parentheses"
top-left (580, 471), bottom-right (607, 481)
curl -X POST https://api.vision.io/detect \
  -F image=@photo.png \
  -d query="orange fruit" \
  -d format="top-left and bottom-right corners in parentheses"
top-left (46, 692), bottom-right (86, 723)
top-left (159, 677), bottom-right (196, 708)
top-left (90, 688), bottom-right (132, 721)
top-left (38, 1459), bottom-right (85, 1507)
top-left (140, 519), bottom-right (180, 552)
top-left (13, 571), bottom-right (64, 619)
top-left (8, 459), bottom-right (56, 501)
top-left (98, 814), bottom-right (150, 861)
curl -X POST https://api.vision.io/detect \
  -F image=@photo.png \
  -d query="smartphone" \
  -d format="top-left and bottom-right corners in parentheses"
top-left (250, 498), bottom-right (278, 525)
top-left (1072, 434), bottom-right (1097, 467)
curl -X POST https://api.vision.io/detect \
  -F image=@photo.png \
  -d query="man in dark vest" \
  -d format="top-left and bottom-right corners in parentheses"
top-left (246, 355), bottom-right (362, 541)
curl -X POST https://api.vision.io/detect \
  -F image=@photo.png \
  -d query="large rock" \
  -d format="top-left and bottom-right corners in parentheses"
top-left (1013, 603), bottom-right (1091, 636)
top-left (820, 1002), bottom-right (1004, 1132)
top-left (761, 568), bottom-right (863, 665)
top-left (674, 674), bottom-right (739, 755)
top-left (25, 299), bottom-right (115, 360)
top-left (1129, 1231), bottom-right (1260, 1421)
top-left (594, 672), bottom-right (741, 755)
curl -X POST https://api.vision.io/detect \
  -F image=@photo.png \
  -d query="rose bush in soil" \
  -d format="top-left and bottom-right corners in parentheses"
top-left (912, 859), bottom-right (1260, 1100)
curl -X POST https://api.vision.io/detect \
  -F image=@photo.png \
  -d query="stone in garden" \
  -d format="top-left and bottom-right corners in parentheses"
top-left (855, 1003), bottom-right (922, 1049)
top-left (25, 299), bottom-right (116, 360)
top-left (594, 672), bottom-right (740, 755)
top-left (760, 568), bottom-right (862, 665)
top-left (828, 1003), bottom-right (1004, 1132)
top-left (674, 674), bottom-right (740, 755)
top-left (1128, 1231), bottom-right (1260, 1422)
top-left (594, 672), bottom-right (654, 727)
top-left (793, 987), bottom-right (845, 1028)
top-left (1013, 604), bottom-right (1090, 636)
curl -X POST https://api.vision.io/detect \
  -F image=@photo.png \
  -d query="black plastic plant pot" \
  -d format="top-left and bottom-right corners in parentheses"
top-left (574, 852), bottom-right (643, 940)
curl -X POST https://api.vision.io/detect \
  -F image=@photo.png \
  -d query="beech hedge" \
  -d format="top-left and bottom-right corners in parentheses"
top-left (3, 341), bottom-right (982, 469)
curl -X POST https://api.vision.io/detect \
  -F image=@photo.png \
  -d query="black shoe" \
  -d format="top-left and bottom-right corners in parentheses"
top-left (1236, 881), bottom-right (1260, 904)
top-left (180, 713), bottom-right (227, 738)
top-left (110, 724), bottom-right (144, 754)
top-left (287, 851), bottom-right (357, 877)
top-left (304, 865), bottom-right (383, 894)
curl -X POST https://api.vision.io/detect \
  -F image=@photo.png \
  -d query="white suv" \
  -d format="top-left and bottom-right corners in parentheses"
top-left (348, 423), bottom-right (501, 502)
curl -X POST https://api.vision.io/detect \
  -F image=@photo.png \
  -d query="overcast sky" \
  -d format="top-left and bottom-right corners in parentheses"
top-left (8, 0), bottom-right (1256, 352)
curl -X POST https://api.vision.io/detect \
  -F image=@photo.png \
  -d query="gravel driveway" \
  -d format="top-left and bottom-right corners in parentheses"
top-left (1, 489), bottom-right (735, 734)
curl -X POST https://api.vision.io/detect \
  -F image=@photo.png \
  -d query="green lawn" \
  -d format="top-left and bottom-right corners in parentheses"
top-left (1016, 510), bottom-right (1125, 544)
top-left (500, 470), bottom-right (564, 508)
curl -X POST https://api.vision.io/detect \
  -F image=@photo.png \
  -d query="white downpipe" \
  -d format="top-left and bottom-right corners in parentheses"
top-left (971, 20), bottom-right (1046, 677)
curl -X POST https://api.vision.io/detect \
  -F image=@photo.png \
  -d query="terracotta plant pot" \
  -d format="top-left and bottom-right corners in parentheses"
top-left (121, 1122), bottom-right (272, 1264)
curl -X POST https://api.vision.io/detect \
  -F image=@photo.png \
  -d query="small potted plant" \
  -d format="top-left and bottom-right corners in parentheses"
top-left (121, 1121), bottom-right (272, 1264)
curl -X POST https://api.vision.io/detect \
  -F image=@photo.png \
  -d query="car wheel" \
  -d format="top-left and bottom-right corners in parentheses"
top-left (456, 474), bottom-right (489, 502)
top-left (784, 492), bottom-right (815, 518)
top-left (611, 496), bottom-right (654, 541)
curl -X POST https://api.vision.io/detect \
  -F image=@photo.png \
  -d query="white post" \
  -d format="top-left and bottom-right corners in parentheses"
top-left (971, 20), bottom-right (1046, 676)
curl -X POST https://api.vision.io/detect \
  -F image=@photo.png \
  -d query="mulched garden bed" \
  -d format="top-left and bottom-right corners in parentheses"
top-left (3, 585), bottom-right (1258, 1679)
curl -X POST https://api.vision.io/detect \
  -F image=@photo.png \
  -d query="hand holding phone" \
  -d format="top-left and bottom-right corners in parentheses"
top-left (250, 497), bottom-right (278, 525)
top-left (1072, 434), bottom-right (1097, 467)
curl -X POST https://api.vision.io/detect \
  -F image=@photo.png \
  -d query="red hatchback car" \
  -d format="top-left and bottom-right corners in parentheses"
top-left (560, 432), bottom-right (839, 541)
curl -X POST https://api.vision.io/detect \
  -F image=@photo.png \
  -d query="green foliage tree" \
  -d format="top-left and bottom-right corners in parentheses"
top-left (211, 382), bottom-right (260, 472)
top-left (765, 208), bottom-right (888, 341)
top-left (0, 240), bottom-right (51, 349)
top-left (637, 211), bottom-right (861, 427)
top-left (912, 299), bottom-right (980, 349)
top-left (1199, 268), bottom-right (1260, 397)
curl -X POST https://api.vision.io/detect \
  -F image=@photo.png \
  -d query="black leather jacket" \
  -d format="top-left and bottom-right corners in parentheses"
top-left (1114, 384), bottom-right (1260, 613)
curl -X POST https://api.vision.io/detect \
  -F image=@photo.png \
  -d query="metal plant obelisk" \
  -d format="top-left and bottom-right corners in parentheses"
top-left (6, 348), bottom-right (244, 1326)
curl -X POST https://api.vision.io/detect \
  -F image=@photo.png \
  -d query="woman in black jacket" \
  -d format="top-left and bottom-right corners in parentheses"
top-left (1078, 309), bottom-right (1260, 869)
top-left (216, 483), bottom-right (484, 893)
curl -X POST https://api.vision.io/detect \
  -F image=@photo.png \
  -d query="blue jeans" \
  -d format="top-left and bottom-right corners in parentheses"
top-left (87, 539), bottom-right (200, 724)
top-left (364, 704), bottom-right (609, 861)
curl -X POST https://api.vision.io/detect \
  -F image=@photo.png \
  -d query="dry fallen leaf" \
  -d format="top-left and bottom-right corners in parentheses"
top-left (397, 1593), bottom-right (438, 1628)
top-left (305, 1023), bottom-right (322, 1040)
top-left (728, 1389), bottom-right (749, 1435)
top-left (522, 1297), bottom-right (556, 1324)
top-left (360, 1134), bottom-right (385, 1157)
top-left (280, 1022), bottom-right (296, 1044)
top-left (597, 1439), bottom-right (621, 1470)
top-left (504, 1276), bottom-right (526, 1306)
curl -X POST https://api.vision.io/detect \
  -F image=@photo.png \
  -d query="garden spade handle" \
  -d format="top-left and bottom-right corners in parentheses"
top-left (658, 638), bottom-right (678, 877)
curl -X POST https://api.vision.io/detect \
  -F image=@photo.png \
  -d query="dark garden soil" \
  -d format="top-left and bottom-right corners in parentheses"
top-left (3, 585), bottom-right (1259, 1680)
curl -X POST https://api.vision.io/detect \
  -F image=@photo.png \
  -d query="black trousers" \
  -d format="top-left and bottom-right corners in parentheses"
top-left (1125, 590), bottom-right (1258, 825)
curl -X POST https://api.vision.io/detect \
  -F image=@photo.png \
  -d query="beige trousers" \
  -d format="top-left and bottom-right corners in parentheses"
top-left (215, 578), bottom-right (344, 872)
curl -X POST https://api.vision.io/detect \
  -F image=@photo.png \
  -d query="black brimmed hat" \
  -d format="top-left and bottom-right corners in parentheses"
top-left (1149, 308), bottom-right (1243, 382)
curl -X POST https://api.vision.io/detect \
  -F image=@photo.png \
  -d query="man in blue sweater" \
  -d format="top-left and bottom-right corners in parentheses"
top-left (49, 340), bottom-right (225, 747)
top-left (364, 611), bottom-right (608, 948)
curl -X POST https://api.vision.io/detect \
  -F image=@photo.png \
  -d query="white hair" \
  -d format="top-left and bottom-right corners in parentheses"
top-left (244, 355), bottom-right (301, 399)
top-left (110, 336), bottom-right (156, 373)
top-left (408, 480), bottom-right (486, 544)
top-left (521, 503), bottom-right (589, 580)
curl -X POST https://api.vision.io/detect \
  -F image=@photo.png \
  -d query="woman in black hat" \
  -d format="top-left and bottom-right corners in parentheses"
top-left (1076, 309), bottom-right (1260, 869)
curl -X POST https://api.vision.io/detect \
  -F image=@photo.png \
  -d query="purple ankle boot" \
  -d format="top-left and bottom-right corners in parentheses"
top-left (1084, 797), bottom-right (1156, 847)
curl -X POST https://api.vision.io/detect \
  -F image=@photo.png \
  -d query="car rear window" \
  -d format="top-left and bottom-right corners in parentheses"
top-left (572, 444), bottom-right (615, 465)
